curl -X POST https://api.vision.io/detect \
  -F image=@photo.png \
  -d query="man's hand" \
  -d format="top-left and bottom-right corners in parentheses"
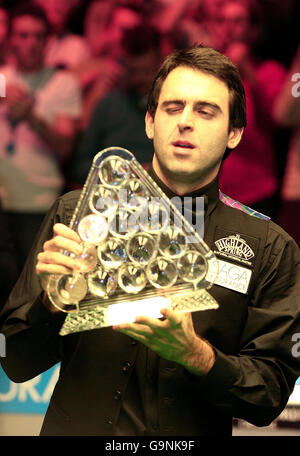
top-left (36, 223), bottom-right (83, 292)
top-left (6, 84), bottom-right (34, 123)
top-left (113, 308), bottom-right (216, 376)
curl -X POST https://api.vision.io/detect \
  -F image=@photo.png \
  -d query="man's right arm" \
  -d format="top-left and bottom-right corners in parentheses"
top-left (0, 195), bottom-right (81, 382)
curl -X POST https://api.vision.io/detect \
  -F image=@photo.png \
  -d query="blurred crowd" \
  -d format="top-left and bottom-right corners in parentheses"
top-left (0, 0), bottom-right (299, 306)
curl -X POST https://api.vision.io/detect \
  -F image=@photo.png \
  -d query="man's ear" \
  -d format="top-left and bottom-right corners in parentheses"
top-left (145, 111), bottom-right (154, 140)
top-left (227, 127), bottom-right (244, 150)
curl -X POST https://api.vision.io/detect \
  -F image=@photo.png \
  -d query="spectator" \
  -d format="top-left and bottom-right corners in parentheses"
top-left (273, 44), bottom-right (300, 246)
top-left (33, 0), bottom-right (90, 69)
top-left (75, 0), bottom-right (142, 128)
top-left (179, 0), bottom-right (227, 51)
top-left (215, 0), bottom-right (287, 219)
top-left (84, 0), bottom-right (141, 61)
top-left (70, 24), bottom-right (163, 187)
top-left (0, 3), bottom-right (82, 273)
top-left (0, 6), bottom-right (9, 65)
top-left (0, 198), bottom-right (18, 308)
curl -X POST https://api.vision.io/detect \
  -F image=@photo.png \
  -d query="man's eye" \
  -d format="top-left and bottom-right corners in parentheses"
top-left (198, 110), bottom-right (214, 118)
top-left (165, 106), bottom-right (182, 114)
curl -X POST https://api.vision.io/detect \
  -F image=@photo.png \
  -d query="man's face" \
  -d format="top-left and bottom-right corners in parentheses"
top-left (125, 49), bottom-right (161, 95)
top-left (145, 66), bottom-right (243, 192)
top-left (0, 8), bottom-right (8, 45)
top-left (34, 0), bottom-right (76, 31)
top-left (218, 2), bottom-right (251, 48)
top-left (10, 15), bottom-right (47, 71)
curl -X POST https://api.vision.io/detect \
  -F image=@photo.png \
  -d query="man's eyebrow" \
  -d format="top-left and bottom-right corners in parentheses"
top-left (160, 100), bottom-right (185, 108)
top-left (194, 101), bottom-right (222, 112)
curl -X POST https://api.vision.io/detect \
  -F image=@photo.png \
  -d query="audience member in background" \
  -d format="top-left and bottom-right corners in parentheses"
top-left (214, 0), bottom-right (287, 220)
top-left (148, 0), bottom-right (231, 53)
top-left (171, 0), bottom-right (227, 51)
top-left (76, 0), bottom-right (142, 129)
top-left (33, 0), bottom-right (90, 70)
top-left (69, 24), bottom-right (163, 188)
top-left (143, 0), bottom-right (210, 56)
top-left (273, 44), bottom-right (300, 246)
top-left (0, 198), bottom-right (18, 308)
top-left (0, 3), bottom-right (82, 273)
top-left (0, 6), bottom-right (8, 65)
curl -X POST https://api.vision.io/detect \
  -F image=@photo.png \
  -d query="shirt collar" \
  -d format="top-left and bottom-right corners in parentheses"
top-left (147, 165), bottom-right (219, 216)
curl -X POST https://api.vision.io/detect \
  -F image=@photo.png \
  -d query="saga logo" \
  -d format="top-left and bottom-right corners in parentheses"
top-left (207, 258), bottom-right (252, 294)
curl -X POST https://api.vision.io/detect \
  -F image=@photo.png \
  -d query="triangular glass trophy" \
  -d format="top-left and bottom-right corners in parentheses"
top-left (46, 147), bottom-right (219, 335)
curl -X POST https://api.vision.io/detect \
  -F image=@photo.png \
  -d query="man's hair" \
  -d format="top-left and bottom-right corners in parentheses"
top-left (9, 2), bottom-right (51, 35)
top-left (147, 44), bottom-right (247, 131)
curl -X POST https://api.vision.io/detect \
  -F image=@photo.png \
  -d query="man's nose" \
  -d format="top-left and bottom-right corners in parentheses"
top-left (178, 107), bottom-right (194, 131)
top-left (24, 35), bottom-right (40, 47)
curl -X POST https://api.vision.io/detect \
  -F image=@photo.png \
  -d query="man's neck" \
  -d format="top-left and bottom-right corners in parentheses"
top-left (152, 160), bottom-right (219, 196)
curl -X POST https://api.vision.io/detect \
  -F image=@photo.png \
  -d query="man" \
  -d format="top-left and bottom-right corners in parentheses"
top-left (0, 45), bottom-right (299, 436)
top-left (33, 0), bottom-right (91, 70)
top-left (69, 24), bottom-right (163, 188)
top-left (0, 3), bottom-right (81, 273)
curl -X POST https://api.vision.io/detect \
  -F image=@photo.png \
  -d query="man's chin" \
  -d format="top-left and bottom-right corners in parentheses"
top-left (167, 164), bottom-right (195, 177)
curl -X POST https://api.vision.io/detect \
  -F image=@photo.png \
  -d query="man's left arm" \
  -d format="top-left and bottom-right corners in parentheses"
top-left (114, 227), bottom-right (300, 426)
top-left (113, 308), bottom-right (216, 376)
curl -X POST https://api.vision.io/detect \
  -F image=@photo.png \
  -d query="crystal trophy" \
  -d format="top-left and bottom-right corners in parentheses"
top-left (46, 147), bottom-right (219, 335)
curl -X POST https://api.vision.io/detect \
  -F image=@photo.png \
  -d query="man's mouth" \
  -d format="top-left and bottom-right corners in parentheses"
top-left (172, 140), bottom-right (195, 149)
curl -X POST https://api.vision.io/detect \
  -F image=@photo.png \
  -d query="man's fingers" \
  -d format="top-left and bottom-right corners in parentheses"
top-left (44, 235), bottom-right (83, 256)
top-left (160, 308), bottom-right (183, 329)
top-left (37, 250), bottom-right (80, 271)
top-left (113, 321), bottom-right (154, 337)
top-left (113, 326), bottom-right (144, 340)
top-left (35, 224), bottom-right (83, 283)
top-left (36, 262), bottom-right (73, 276)
top-left (53, 223), bottom-right (81, 243)
top-left (132, 310), bottom-right (183, 333)
top-left (134, 314), bottom-right (165, 328)
top-left (43, 224), bottom-right (83, 256)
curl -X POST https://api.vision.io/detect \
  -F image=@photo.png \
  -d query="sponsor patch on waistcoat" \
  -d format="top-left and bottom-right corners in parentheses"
top-left (209, 227), bottom-right (260, 293)
top-left (213, 228), bottom-right (259, 268)
top-left (206, 258), bottom-right (252, 294)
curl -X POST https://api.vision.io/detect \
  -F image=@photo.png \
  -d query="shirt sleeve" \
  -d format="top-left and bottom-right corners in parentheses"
top-left (185, 224), bottom-right (300, 426)
top-left (35, 70), bottom-right (82, 122)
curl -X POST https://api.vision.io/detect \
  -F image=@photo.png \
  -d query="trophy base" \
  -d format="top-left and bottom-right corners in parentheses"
top-left (59, 288), bottom-right (218, 335)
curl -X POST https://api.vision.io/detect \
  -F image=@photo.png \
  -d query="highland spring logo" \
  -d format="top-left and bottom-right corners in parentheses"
top-left (214, 234), bottom-right (255, 261)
